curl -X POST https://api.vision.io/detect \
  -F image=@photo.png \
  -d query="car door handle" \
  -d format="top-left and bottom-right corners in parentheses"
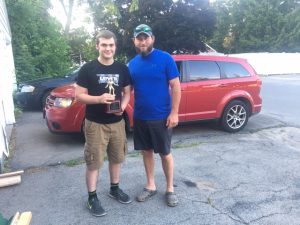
top-left (218, 84), bottom-right (228, 87)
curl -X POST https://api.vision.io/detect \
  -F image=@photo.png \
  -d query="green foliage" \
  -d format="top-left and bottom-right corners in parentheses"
top-left (210, 0), bottom-right (300, 53)
top-left (68, 27), bottom-right (97, 64)
top-left (88, 0), bottom-right (216, 58)
top-left (14, 105), bottom-right (22, 119)
top-left (6, 0), bottom-right (73, 82)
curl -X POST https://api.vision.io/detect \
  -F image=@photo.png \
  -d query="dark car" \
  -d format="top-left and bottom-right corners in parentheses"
top-left (15, 68), bottom-right (80, 109)
top-left (45, 54), bottom-right (262, 134)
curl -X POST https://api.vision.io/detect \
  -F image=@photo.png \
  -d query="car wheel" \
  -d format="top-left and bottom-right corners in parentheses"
top-left (41, 90), bottom-right (52, 109)
top-left (221, 100), bottom-right (249, 133)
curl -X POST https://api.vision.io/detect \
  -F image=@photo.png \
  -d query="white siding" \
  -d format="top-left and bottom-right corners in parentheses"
top-left (0, 0), bottom-right (16, 159)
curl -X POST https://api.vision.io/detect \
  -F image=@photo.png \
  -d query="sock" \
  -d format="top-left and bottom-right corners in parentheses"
top-left (110, 183), bottom-right (119, 192)
top-left (88, 190), bottom-right (97, 201)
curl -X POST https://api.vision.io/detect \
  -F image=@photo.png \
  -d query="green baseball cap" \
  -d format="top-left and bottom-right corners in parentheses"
top-left (134, 24), bottom-right (153, 38)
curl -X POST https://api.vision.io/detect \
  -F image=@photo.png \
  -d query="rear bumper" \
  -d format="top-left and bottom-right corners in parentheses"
top-left (252, 103), bottom-right (262, 114)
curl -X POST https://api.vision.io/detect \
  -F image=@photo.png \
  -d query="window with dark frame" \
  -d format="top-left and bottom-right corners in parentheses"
top-left (187, 61), bottom-right (220, 81)
top-left (218, 62), bottom-right (250, 78)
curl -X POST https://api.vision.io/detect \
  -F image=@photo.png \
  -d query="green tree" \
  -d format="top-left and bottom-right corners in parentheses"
top-left (6, 0), bottom-right (72, 82)
top-left (210, 0), bottom-right (300, 53)
top-left (275, 1), bottom-right (300, 52)
top-left (68, 27), bottom-right (97, 64)
top-left (87, 0), bottom-right (216, 58)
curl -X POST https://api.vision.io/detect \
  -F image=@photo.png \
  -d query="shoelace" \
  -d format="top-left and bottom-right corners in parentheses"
top-left (116, 189), bottom-right (127, 198)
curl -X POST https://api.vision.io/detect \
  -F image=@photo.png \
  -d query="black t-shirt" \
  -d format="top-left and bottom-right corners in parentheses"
top-left (77, 59), bottom-right (131, 124)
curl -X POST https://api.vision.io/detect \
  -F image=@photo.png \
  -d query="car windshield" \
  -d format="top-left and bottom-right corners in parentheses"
top-left (65, 68), bottom-right (80, 78)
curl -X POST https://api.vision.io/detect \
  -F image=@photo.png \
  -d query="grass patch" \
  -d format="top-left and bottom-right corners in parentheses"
top-left (64, 158), bottom-right (85, 167)
top-left (127, 152), bottom-right (142, 158)
top-left (172, 142), bottom-right (201, 149)
top-left (2, 124), bottom-right (18, 173)
top-left (207, 197), bottom-right (213, 205)
top-left (14, 106), bottom-right (23, 119)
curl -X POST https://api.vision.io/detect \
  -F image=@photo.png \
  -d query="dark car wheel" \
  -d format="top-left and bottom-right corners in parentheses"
top-left (221, 100), bottom-right (249, 133)
top-left (41, 90), bottom-right (52, 109)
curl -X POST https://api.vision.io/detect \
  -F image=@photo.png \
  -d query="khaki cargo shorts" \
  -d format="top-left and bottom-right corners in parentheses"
top-left (84, 119), bottom-right (127, 170)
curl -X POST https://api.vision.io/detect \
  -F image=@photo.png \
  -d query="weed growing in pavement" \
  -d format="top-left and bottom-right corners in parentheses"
top-left (172, 142), bottom-right (201, 149)
top-left (64, 158), bottom-right (85, 167)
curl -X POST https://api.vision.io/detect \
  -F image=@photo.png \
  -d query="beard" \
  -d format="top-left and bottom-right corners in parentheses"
top-left (135, 44), bottom-right (154, 57)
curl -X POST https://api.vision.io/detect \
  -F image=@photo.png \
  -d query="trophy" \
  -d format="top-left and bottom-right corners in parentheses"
top-left (105, 77), bottom-right (121, 113)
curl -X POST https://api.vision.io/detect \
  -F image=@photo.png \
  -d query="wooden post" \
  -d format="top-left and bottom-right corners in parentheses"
top-left (8, 211), bottom-right (32, 225)
top-left (0, 170), bottom-right (24, 188)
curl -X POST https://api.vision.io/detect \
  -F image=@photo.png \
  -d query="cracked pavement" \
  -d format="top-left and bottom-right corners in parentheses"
top-left (1, 74), bottom-right (300, 224)
top-left (1, 112), bottom-right (300, 225)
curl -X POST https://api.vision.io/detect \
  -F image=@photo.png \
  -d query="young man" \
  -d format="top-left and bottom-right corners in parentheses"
top-left (76, 30), bottom-right (132, 217)
top-left (128, 24), bottom-right (181, 207)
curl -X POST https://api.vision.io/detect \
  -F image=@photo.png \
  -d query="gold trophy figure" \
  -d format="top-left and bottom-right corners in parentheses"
top-left (105, 77), bottom-right (121, 113)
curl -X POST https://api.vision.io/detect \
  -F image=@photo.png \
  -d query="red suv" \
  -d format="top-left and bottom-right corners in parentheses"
top-left (44, 54), bottom-right (262, 134)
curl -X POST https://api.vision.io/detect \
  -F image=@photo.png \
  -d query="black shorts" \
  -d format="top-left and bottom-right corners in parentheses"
top-left (133, 119), bottom-right (172, 155)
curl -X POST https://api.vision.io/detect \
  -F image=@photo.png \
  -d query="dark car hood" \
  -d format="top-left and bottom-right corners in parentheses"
top-left (21, 76), bottom-right (75, 86)
top-left (17, 68), bottom-right (79, 91)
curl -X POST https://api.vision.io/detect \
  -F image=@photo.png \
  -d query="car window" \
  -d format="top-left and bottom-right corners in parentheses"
top-left (65, 68), bottom-right (80, 78)
top-left (218, 62), bottom-right (250, 78)
top-left (187, 61), bottom-right (220, 81)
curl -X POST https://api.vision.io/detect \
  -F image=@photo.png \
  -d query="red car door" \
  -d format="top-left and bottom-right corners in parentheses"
top-left (184, 60), bottom-right (228, 121)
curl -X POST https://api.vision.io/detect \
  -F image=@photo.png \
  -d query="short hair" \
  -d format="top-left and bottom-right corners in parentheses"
top-left (96, 30), bottom-right (117, 45)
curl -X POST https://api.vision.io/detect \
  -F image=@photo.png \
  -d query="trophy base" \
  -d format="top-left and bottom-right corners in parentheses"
top-left (106, 100), bottom-right (121, 113)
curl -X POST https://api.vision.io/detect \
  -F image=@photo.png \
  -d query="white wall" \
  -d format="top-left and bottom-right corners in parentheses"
top-left (0, 0), bottom-right (16, 160)
top-left (230, 52), bottom-right (300, 76)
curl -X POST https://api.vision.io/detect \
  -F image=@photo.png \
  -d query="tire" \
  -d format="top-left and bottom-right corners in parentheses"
top-left (41, 90), bottom-right (52, 109)
top-left (221, 100), bottom-right (249, 133)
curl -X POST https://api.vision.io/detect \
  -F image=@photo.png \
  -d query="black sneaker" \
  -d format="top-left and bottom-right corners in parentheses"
top-left (109, 188), bottom-right (132, 204)
top-left (86, 197), bottom-right (107, 217)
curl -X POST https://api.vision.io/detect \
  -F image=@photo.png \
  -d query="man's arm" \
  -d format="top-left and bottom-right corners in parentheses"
top-left (121, 85), bottom-right (131, 111)
top-left (114, 85), bottom-right (131, 116)
top-left (166, 77), bottom-right (181, 128)
top-left (75, 84), bottom-right (115, 104)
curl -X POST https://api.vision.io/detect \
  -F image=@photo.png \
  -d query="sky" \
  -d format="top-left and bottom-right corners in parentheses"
top-left (48, 0), bottom-right (94, 33)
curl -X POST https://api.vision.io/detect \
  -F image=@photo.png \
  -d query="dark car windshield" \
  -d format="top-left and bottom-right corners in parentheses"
top-left (64, 67), bottom-right (80, 78)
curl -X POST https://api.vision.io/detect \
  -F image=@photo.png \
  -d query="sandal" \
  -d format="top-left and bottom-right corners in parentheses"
top-left (165, 192), bottom-right (178, 207)
top-left (136, 188), bottom-right (157, 202)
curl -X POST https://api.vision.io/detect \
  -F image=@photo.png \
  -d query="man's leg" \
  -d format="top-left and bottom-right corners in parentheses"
top-left (107, 120), bottom-right (132, 204)
top-left (84, 119), bottom-right (107, 216)
top-left (143, 150), bottom-right (156, 190)
top-left (108, 162), bottom-right (132, 204)
top-left (109, 162), bottom-right (120, 184)
top-left (160, 152), bottom-right (178, 207)
top-left (160, 153), bottom-right (174, 193)
top-left (86, 168), bottom-right (99, 192)
top-left (135, 150), bottom-right (158, 202)
top-left (85, 167), bottom-right (107, 216)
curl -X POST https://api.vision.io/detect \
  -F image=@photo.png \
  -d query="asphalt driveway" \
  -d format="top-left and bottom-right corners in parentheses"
top-left (1, 74), bottom-right (300, 225)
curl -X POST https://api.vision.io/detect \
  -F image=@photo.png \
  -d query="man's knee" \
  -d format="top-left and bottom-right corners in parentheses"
top-left (160, 152), bottom-right (172, 160)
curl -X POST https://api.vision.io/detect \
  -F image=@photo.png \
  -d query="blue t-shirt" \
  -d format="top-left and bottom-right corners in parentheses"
top-left (128, 49), bottom-right (179, 120)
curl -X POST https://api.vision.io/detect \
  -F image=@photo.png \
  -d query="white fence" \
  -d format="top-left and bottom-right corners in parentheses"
top-left (230, 52), bottom-right (300, 76)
